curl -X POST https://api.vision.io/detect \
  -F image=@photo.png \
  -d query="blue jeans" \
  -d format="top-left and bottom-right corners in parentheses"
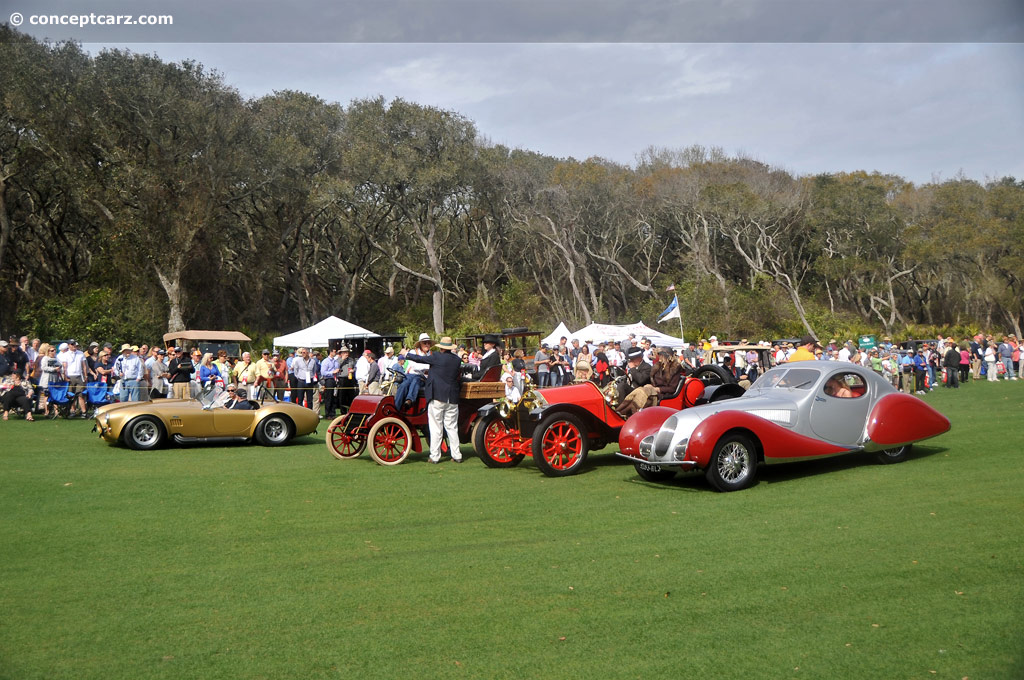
top-left (394, 373), bottom-right (423, 408)
top-left (535, 372), bottom-right (550, 387)
top-left (122, 379), bottom-right (143, 402)
top-left (1001, 358), bottom-right (1016, 379)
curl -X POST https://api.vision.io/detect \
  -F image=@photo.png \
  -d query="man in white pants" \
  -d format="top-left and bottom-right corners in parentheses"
top-left (399, 335), bottom-right (463, 463)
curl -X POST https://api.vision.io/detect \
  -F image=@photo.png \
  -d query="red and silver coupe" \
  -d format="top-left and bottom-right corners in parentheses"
top-left (617, 362), bottom-right (950, 491)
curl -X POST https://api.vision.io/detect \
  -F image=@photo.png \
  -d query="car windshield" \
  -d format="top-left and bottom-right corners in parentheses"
top-left (761, 368), bottom-right (820, 391)
top-left (199, 383), bottom-right (230, 409)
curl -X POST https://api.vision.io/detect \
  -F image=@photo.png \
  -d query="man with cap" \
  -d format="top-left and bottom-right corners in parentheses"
top-left (255, 349), bottom-right (275, 401)
top-left (478, 333), bottom-right (501, 376)
top-left (788, 335), bottom-right (822, 363)
top-left (168, 347), bottom-right (195, 400)
top-left (225, 386), bottom-right (254, 410)
top-left (394, 333), bottom-right (432, 411)
top-left (399, 336), bottom-right (463, 463)
top-left (377, 345), bottom-right (399, 381)
top-left (615, 346), bottom-right (655, 418)
top-left (336, 346), bottom-right (356, 413)
top-left (115, 343), bottom-right (147, 401)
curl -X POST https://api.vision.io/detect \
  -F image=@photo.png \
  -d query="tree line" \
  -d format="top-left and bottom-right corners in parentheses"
top-left (2, 28), bottom-right (1022, 346)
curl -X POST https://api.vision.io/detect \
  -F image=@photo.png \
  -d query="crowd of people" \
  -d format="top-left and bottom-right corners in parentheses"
top-left (0, 328), bottom-right (1019, 424)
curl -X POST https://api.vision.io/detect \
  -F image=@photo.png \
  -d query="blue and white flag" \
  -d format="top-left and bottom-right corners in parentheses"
top-left (658, 295), bottom-right (680, 322)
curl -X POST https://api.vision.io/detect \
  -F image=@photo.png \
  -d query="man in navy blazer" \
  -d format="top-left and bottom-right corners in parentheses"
top-left (399, 335), bottom-right (463, 463)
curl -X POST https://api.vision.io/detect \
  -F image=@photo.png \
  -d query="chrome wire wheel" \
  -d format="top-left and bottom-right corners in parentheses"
top-left (706, 433), bottom-right (758, 492)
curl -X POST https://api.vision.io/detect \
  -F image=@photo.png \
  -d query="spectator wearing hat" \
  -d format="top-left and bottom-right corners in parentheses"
top-left (118, 344), bottom-right (147, 402)
top-left (534, 343), bottom-right (552, 387)
top-left (335, 346), bottom-right (356, 413)
top-left (255, 349), bottom-right (276, 400)
top-left (225, 386), bottom-right (254, 410)
top-left (616, 346), bottom-right (655, 418)
top-left (5, 335), bottom-right (28, 379)
top-left (0, 340), bottom-right (11, 377)
top-left (789, 335), bottom-right (822, 363)
top-left (377, 345), bottom-right (399, 379)
top-left (478, 334), bottom-right (501, 376)
top-left (399, 336), bottom-right (463, 463)
top-left (394, 333), bottom-right (433, 411)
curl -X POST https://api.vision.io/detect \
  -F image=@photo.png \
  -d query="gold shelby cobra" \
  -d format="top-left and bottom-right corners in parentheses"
top-left (93, 392), bottom-right (320, 450)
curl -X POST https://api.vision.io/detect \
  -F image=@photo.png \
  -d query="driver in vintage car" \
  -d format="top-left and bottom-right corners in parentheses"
top-left (224, 386), bottom-right (254, 410)
top-left (615, 346), bottom-right (655, 418)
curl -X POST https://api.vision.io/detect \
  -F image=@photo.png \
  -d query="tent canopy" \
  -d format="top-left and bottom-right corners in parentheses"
top-left (541, 322), bottom-right (573, 347)
top-left (273, 316), bottom-right (378, 348)
top-left (545, 321), bottom-right (685, 349)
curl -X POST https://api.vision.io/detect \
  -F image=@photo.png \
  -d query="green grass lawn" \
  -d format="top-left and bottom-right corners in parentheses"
top-left (1, 381), bottom-right (1022, 679)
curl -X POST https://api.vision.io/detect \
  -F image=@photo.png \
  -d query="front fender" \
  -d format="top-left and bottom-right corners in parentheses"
top-left (619, 406), bottom-right (677, 459)
top-left (686, 411), bottom-right (853, 468)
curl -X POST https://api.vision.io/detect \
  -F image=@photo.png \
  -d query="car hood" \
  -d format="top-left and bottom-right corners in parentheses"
top-left (650, 395), bottom-right (797, 456)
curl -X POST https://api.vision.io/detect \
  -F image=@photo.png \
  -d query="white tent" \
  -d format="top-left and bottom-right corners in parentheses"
top-left (541, 321), bottom-right (573, 347)
top-left (273, 315), bottom-right (379, 348)
top-left (564, 321), bottom-right (685, 349)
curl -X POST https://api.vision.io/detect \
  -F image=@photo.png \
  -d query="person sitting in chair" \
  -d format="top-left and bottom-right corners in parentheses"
top-left (1, 373), bottom-right (35, 421)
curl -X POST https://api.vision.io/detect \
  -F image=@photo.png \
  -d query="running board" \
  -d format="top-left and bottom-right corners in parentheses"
top-left (172, 434), bottom-right (250, 444)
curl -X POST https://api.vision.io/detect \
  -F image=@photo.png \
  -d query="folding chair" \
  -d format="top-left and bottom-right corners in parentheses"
top-left (85, 381), bottom-right (114, 418)
top-left (46, 382), bottom-right (73, 419)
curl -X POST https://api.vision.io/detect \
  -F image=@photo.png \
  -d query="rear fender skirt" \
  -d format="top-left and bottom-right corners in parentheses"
top-left (619, 406), bottom-right (677, 458)
top-left (866, 393), bottom-right (951, 448)
top-left (686, 411), bottom-right (852, 467)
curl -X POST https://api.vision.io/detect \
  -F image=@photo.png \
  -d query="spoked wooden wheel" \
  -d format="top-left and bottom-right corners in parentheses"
top-left (326, 414), bottom-right (367, 460)
top-left (531, 413), bottom-right (589, 477)
top-left (474, 413), bottom-right (526, 468)
top-left (367, 417), bottom-right (414, 466)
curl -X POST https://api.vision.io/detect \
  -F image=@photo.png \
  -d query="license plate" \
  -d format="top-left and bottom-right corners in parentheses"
top-left (637, 462), bottom-right (663, 473)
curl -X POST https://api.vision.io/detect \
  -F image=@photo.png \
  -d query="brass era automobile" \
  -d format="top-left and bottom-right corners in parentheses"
top-left (93, 387), bottom-right (320, 450)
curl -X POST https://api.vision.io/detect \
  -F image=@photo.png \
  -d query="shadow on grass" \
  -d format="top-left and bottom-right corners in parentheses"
top-left (623, 444), bottom-right (949, 492)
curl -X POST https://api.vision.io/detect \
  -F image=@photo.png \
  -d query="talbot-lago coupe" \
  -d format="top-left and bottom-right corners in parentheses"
top-left (93, 389), bottom-right (320, 450)
top-left (617, 362), bottom-right (950, 491)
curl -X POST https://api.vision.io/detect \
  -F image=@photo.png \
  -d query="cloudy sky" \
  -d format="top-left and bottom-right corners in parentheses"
top-left (120, 42), bottom-right (1022, 184)
top-left (10, 0), bottom-right (1022, 184)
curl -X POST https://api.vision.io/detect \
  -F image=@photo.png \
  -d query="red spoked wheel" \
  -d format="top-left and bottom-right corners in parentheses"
top-left (473, 413), bottom-right (527, 468)
top-left (326, 414), bottom-right (367, 460)
top-left (367, 417), bottom-right (414, 466)
top-left (531, 412), bottom-right (589, 477)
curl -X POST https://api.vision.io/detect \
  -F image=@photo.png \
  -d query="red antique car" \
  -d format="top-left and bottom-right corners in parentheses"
top-left (325, 367), bottom-right (504, 465)
top-left (473, 365), bottom-right (740, 477)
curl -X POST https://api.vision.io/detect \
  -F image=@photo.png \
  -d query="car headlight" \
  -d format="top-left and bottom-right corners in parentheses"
top-left (672, 438), bottom-right (689, 461)
top-left (639, 435), bottom-right (654, 459)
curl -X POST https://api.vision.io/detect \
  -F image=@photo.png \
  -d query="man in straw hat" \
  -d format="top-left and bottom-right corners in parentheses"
top-left (399, 335), bottom-right (464, 463)
top-left (394, 333), bottom-right (433, 412)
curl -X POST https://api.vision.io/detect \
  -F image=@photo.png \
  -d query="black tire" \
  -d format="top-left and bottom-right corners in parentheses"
top-left (692, 364), bottom-right (735, 385)
top-left (255, 414), bottom-right (294, 446)
top-left (473, 413), bottom-right (526, 468)
top-left (875, 444), bottom-right (911, 464)
top-left (123, 415), bottom-right (166, 451)
top-left (634, 461), bottom-right (677, 483)
top-left (531, 412), bottom-right (589, 477)
top-left (705, 432), bottom-right (758, 492)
